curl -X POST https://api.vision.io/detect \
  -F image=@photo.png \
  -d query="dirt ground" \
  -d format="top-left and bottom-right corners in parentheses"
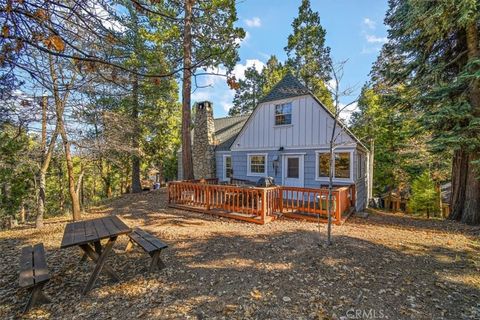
top-left (0, 189), bottom-right (479, 320)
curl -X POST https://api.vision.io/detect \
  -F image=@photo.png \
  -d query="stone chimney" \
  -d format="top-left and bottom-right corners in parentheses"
top-left (193, 101), bottom-right (216, 179)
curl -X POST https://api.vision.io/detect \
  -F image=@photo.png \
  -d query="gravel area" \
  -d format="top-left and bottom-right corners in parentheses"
top-left (0, 189), bottom-right (479, 319)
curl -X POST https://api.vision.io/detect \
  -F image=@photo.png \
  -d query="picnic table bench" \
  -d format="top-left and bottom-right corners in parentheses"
top-left (126, 227), bottom-right (168, 272)
top-left (19, 243), bottom-right (51, 313)
top-left (60, 216), bottom-right (131, 294)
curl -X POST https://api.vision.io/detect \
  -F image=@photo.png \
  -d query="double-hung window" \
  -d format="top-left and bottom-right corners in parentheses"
top-left (275, 103), bottom-right (292, 125)
top-left (248, 154), bottom-right (267, 176)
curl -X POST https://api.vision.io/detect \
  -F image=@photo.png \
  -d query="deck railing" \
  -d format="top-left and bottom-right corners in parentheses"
top-left (168, 181), bottom-right (354, 224)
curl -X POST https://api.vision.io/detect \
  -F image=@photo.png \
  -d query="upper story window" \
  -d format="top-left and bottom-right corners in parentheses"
top-left (275, 103), bottom-right (292, 125)
top-left (316, 151), bottom-right (351, 180)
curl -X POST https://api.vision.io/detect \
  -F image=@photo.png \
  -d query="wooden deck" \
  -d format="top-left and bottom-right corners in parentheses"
top-left (168, 180), bottom-right (355, 225)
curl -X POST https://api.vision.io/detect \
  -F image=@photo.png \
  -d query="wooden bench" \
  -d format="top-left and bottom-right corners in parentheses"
top-left (19, 243), bottom-right (51, 313)
top-left (126, 228), bottom-right (168, 272)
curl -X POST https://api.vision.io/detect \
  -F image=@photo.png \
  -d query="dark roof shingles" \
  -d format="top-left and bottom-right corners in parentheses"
top-left (213, 115), bottom-right (249, 151)
top-left (259, 72), bottom-right (310, 103)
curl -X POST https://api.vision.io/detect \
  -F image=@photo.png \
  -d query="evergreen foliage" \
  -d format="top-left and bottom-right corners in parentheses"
top-left (409, 171), bottom-right (440, 218)
top-left (285, 0), bottom-right (333, 110)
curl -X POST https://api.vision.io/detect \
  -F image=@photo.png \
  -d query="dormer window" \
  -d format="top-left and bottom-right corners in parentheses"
top-left (275, 103), bottom-right (292, 125)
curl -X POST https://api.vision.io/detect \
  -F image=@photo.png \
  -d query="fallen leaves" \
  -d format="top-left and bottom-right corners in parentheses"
top-left (0, 189), bottom-right (478, 319)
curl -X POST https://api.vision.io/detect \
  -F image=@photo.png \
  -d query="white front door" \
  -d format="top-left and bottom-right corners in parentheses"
top-left (283, 155), bottom-right (304, 188)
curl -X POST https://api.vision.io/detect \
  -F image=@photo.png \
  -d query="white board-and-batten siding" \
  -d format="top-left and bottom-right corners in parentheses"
top-left (231, 95), bottom-right (354, 151)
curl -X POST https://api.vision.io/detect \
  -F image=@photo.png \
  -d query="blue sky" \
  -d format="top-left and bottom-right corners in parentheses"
top-left (192, 0), bottom-right (389, 122)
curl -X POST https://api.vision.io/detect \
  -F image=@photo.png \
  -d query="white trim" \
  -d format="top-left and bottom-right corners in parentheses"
top-left (230, 96), bottom-right (302, 151)
top-left (274, 102), bottom-right (293, 126)
top-left (315, 150), bottom-right (354, 184)
top-left (273, 124), bottom-right (293, 129)
top-left (282, 154), bottom-right (305, 187)
top-left (247, 153), bottom-right (268, 177)
top-left (229, 91), bottom-right (369, 152)
top-left (222, 154), bottom-right (232, 182)
top-left (231, 145), bottom-right (357, 152)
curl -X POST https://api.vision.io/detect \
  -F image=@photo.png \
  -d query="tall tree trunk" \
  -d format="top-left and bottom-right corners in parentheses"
top-left (19, 201), bottom-right (25, 224)
top-left (449, 149), bottom-right (468, 220)
top-left (461, 21), bottom-right (480, 225)
top-left (36, 95), bottom-right (58, 228)
top-left (49, 56), bottom-right (81, 221)
top-left (58, 121), bottom-right (81, 220)
top-left (131, 72), bottom-right (142, 193)
top-left (181, 0), bottom-right (195, 180)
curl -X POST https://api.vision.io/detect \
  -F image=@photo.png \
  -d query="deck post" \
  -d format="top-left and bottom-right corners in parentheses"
top-left (279, 187), bottom-right (283, 213)
top-left (206, 185), bottom-right (210, 211)
top-left (335, 190), bottom-right (342, 225)
top-left (261, 189), bottom-right (267, 224)
top-left (351, 184), bottom-right (356, 208)
top-left (167, 183), bottom-right (171, 204)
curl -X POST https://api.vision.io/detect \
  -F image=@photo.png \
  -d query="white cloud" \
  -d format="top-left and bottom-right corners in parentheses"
top-left (327, 79), bottom-right (337, 92)
top-left (235, 31), bottom-right (250, 46)
top-left (365, 34), bottom-right (387, 44)
top-left (190, 59), bottom-right (266, 115)
top-left (360, 17), bottom-right (387, 54)
top-left (191, 90), bottom-right (211, 102)
top-left (232, 59), bottom-right (265, 80)
top-left (244, 17), bottom-right (262, 27)
top-left (361, 46), bottom-right (382, 54)
top-left (362, 18), bottom-right (376, 30)
top-left (339, 102), bottom-right (358, 124)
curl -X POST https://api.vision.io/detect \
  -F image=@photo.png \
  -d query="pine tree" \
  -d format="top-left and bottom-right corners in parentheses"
top-left (409, 171), bottom-right (440, 218)
top-left (285, 0), bottom-right (333, 110)
top-left (149, 0), bottom-right (244, 180)
top-left (228, 65), bottom-right (264, 116)
top-left (261, 55), bottom-right (288, 95)
top-left (380, 0), bottom-right (480, 224)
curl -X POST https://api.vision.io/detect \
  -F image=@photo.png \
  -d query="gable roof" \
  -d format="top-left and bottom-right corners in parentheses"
top-left (233, 73), bottom-right (369, 152)
top-left (177, 114), bottom-right (249, 153)
top-left (213, 115), bottom-right (249, 151)
top-left (259, 72), bottom-right (310, 104)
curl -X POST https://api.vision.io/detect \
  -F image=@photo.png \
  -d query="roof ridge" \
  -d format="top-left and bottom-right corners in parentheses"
top-left (258, 72), bottom-right (310, 104)
top-left (214, 114), bottom-right (250, 121)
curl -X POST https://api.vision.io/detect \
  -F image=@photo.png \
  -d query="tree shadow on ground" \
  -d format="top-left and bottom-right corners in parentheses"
top-left (350, 210), bottom-right (480, 238)
top-left (1, 210), bottom-right (479, 319)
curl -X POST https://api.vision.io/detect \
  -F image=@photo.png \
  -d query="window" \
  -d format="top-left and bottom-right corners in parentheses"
top-left (335, 153), bottom-right (350, 178)
top-left (287, 157), bottom-right (299, 178)
top-left (316, 151), bottom-right (351, 180)
top-left (248, 154), bottom-right (267, 176)
top-left (224, 155), bottom-right (232, 180)
top-left (275, 103), bottom-right (292, 125)
top-left (318, 153), bottom-right (331, 178)
top-left (357, 154), bottom-right (363, 178)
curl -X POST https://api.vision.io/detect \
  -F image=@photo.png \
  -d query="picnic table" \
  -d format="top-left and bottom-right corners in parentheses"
top-left (60, 216), bottom-right (131, 294)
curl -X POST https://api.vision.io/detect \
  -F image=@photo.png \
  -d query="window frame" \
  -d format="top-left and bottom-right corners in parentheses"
top-left (274, 102), bottom-right (292, 126)
top-left (223, 154), bottom-right (233, 181)
top-left (357, 153), bottom-right (363, 179)
top-left (315, 150), bottom-right (354, 183)
top-left (247, 153), bottom-right (268, 177)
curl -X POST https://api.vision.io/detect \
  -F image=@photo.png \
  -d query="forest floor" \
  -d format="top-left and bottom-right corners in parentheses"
top-left (1, 189), bottom-right (479, 320)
